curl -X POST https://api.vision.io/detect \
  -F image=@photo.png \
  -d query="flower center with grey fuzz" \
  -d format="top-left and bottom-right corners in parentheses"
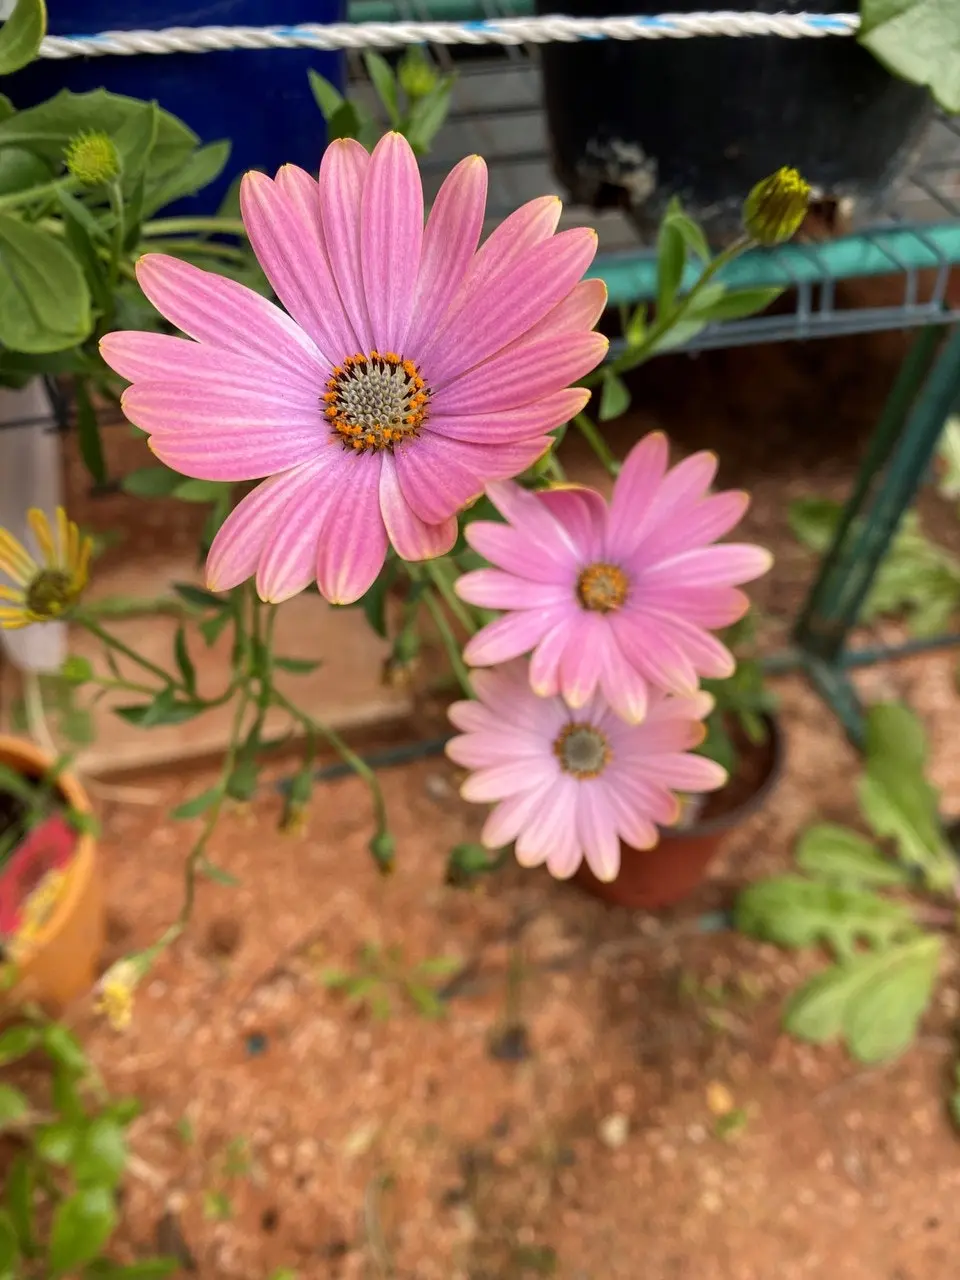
top-left (25, 569), bottom-right (75, 619)
top-left (553, 722), bottom-right (611, 779)
top-left (323, 351), bottom-right (430, 454)
top-left (576, 562), bottom-right (629, 613)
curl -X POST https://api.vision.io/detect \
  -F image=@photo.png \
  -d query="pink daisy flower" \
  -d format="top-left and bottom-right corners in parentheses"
top-left (446, 660), bottom-right (726, 882)
top-left (458, 432), bottom-right (772, 722)
top-left (100, 133), bottom-right (607, 605)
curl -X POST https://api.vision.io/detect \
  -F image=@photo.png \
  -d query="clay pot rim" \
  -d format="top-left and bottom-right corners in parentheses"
top-left (661, 710), bottom-right (785, 841)
top-left (0, 734), bottom-right (96, 953)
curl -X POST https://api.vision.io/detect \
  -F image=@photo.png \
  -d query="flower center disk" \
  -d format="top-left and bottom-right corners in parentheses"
top-left (323, 351), bottom-right (430, 454)
top-left (554, 722), bottom-right (611, 779)
top-left (576, 562), bottom-right (629, 613)
top-left (26, 569), bottom-right (76, 619)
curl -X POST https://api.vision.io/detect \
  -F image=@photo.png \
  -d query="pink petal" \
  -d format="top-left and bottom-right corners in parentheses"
top-left (642, 544), bottom-right (773, 589)
top-left (515, 775), bottom-right (578, 869)
top-left (470, 663), bottom-right (567, 735)
top-left (456, 568), bottom-right (571, 611)
top-left (466, 195), bottom-right (562, 294)
top-left (378, 453), bottom-right (457, 561)
top-left (462, 609), bottom-right (554, 667)
top-left (422, 228), bottom-right (600, 388)
top-left (641, 753), bottom-right (727, 792)
top-left (597, 627), bottom-right (649, 724)
top-left (558, 613), bottom-right (605, 708)
top-left (610, 613), bottom-right (699, 696)
top-left (256, 457), bottom-right (349, 602)
top-left (396, 435), bottom-right (548, 525)
top-left (600, 777), bottom-right (666, 847)
top-left (465, 521), bottom-right (574, 585)
top-left (485, 480), bottom-right (584, 560)
top-left (462, 759), bottom-right (554, 804)
top-left (638, 611), bottom-right (736, 679)
top-left (135, 254), bottom-right (324, 382)
top-left (433, 330), bottom-right (609, 415)
top-left (528, 620), bottom-right (572, 698)
top-left (315, 453), bottom-right (387, 604)
top-left (361, 133), bottom-right (423, 353)
top-left (206, 456), bottom-right (332, 591)
top-left (241, 168), bottom-right (359, 363)
top-left (607, 431), bottom-right (670, 555)
top-left (522, 277), bottom-right (608, 344)
top-left (481, 779), bottom-right (557, 850)
top-left (536, 486), bottom-right (607, 562)
top-left (446, 730), bottom-right (543, 769)
top-left (318, 139), bottom-right (373, 354)
top-left (637, 490), bottom-right (750, 562)
top-left (406, 155), bottom-right (487, 352)
top-left (447, 699), bottom-right (500, 735)
top-left (122, 382), bottom-right (326, 482)
top-left (576, 783), bottom-right (621, 882)
top-left (100, 331), bottom-right (315, 394)
top-left (640, 583), bottom-right (751, 629)
top-left (430, 388), bottom-right (590, 444)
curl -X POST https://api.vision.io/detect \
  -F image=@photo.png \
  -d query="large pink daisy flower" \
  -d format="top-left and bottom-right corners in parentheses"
top-left (458, 432), bottom-right (772, 722)
top-left (446, 660), bottom-right (725, 882)
top-left (101, 133), bottom-right (606, 604)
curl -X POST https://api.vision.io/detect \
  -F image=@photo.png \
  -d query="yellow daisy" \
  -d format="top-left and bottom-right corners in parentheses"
top-left (0, 508), bottom-right (92, 629)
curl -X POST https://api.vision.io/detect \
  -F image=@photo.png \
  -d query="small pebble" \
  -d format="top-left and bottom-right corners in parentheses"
top-left (706, 1081), bottom-right (735, 1117)
top-left (598, 1113), bottom-right (630, 1149)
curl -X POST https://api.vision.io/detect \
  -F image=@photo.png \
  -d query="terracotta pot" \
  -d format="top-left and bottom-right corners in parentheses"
top-left (576, 714), bottom-right (784, 910)
top-left (0, 736), bottom-right (103, 1010)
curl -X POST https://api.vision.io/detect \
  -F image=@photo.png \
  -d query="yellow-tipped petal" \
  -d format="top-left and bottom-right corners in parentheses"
top-left (27, 508), bottom-right (56, 567)
top-left (0, 584), bottom-right (23, 603)
top-left (55, 507), bottom-right (70, 568)
top-left (76, 535), bottom-right (93, 587)
top-left (0, 607), bottom-right (29, 629)
top-left (0, 530), bottom-right (36, 584)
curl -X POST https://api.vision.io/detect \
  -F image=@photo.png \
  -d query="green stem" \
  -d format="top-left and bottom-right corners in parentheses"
top-left (421, 586), bottom-right (473, 698)
top-left (422, 558), bottom-right (477, 636)
top-left (0, 175), bottom-right (78, 213)
top-left (143, 237), bottom-right (250, 262)
top-left (107, 180), bottom-right (124, 291)
top-left (271, 687), bottom-right (390, 842)
top-left (140, 216), bottom-right (246, 238)
top-left (75, 613), bottom-right (175, 687)
top-left (573, 412), bottom-right (621, 478)
top-left (542, 451), bottom-right (567, 484)
top-left (90, 675), bottom-right (161, 698)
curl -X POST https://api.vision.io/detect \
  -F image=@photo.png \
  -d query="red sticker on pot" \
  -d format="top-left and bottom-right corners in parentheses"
top-left (0, 814), bottom-right (77, 936)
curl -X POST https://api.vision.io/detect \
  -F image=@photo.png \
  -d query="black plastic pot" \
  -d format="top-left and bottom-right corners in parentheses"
top-left (535, 0), bottom-right (932, 241)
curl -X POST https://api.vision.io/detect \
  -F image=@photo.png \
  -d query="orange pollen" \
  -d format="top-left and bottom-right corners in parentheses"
top-left (323, 350), bottom-right (431, 454)
top-left (576, 562), bottom-right (629, 613)
top-left (553, 722), bottom-right (611, 779)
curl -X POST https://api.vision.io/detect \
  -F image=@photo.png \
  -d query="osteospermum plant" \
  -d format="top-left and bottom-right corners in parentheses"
top-left (0, 111), bottom-right (804, 1023)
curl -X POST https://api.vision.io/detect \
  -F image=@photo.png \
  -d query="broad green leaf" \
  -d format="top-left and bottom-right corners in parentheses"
top-left (405, 76), bottom-right (455, 154)
top-left (859, 0), bottom-right (960, 113)
top-left (121, 465), bottom-right (182, 498)
top-left (0, 1210), bottom-right (18, 1274)
top-left (72, 1116), bottom-right (127, 1190)
top-left (0, 214), bottom-right (92, 352)
top-left (0, 0), bottom-right (45, 76)
top-left (647, 317), bottom-right (707, 355)
top-left (49, 1187), bottom-right (117, 1275)
top-left (173, 582), bottom-right (229, 611)
top-left (655, 216), bottom-right (686, 317)
top-left (599, 371), bottom-right (630, 422)
top-left (36, 1120), bottom-right (78, 1165)
top-left (43, 1024), bottom-right (88, 1075)
top-left (0, 1082), bottom-right (28, 1127)
top-left (0, 144), bottom-right (49, 196)
top-left (141, 138), bottom-right (229, 218)
top-left (112, 99), bottom-right (159, 190)
top-left (686, 285), bottom-right (782, 322)
top-left (171, 787), bottom-right (222, 820)
top-left (114, 691), bottom-right (204, 728)
top-left (307, 68), bottom-right (345, 120)
top-left (6, 1153), bottom-right (33, 1252)
top-left (51, 1063), bottom-right (84, 1123)
top-left (0, 1023), bottom-right (41, 1065)
top-left (199, 610), bottom-right (232, 647)
top-left (734, 874), bottom-right (915, 958)
top-left (364, 51), bottom-right (401, 125)
top-left (173, 626), bottom-right (196, 696)
top-left (172, 478), bottom-right (226, 503)
top-left (787, 496), bottom-right (841, 554)
top-left (785, 934), bottom-right (942, 1063)
top-left (864, 701), bottom-right (928, 772)
top-left (326, 99), bottom-right (363, 143)
top-left (795, 824), bottom-right (910, 887)
top-left (225, 756), bottom-right (259, 802)
top-left (663, 199), bottom-right (710, 262)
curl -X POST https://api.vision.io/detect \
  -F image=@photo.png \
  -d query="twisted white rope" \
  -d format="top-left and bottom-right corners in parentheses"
top-left (37, 11), bottom-right (860, 57)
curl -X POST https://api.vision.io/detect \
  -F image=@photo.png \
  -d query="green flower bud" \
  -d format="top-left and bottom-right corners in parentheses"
top-left (398, 48), bottom-right (439, 101)
top-left (64, 131), bottom-right (121, 186)
top-left (369, 830), bottom-right (396, 875)
top-left (742, 166), bottom-right (811, 247)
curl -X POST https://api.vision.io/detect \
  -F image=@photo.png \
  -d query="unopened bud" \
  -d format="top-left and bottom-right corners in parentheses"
top-left (742, 166), bottom-right (810, 246)
top-left (369, 831), bottom-right (396, 874)
top-left (398, 48), bottom-right (439, 100)
top-left (64, 131), bottom-right (121, 186)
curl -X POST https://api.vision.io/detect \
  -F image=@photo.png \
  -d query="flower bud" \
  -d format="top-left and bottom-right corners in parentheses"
top-left (742, 166), bottom-right (810, 246)
top-left (64, 131), bottom-right (121, 186)
top-left (398, 48), bottom-right (439, 101)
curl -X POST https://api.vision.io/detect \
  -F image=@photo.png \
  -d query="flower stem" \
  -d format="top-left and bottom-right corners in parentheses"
top-left (0, 175), bottom-right (78, 212)
top-left (107, 180), bottom-right (125, 292)
top-left (74, 612), bottom-right (175, 687)
top-left (573, 412), bottom-right (621, 478)
top-left (423, 558), bottom-right (477, 635)
top-left (143, 238), bottom-right (250, 262)
top-left (420, 585), bottom-right (473, 698)
top-left (140, 216), bottom-right (246, 238)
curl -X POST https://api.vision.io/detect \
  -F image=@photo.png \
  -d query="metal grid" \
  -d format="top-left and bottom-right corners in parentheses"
top-left (346, 1), bottom-right (960, 350)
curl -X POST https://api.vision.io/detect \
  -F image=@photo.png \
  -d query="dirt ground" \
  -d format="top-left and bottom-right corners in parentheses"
top-left (14, 287), bottom-right (960, 1278)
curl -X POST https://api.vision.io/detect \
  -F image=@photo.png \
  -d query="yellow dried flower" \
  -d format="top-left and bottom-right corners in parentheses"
top-left (742, 166), bottom-right (811, 246)
top-left (64, 131), bottom-right (121, 186)
top-left (94, 959), bottom-right (139, 1031)
top-left (0, 508), bottom-right (91, 629)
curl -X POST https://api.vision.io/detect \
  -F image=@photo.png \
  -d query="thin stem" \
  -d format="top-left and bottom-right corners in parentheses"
top-left (140, 216), bottom-right (246, 237)
top-left (107, 180), bottom-right (124, 292)
top-left (89, 674), bottom-right (160, 698)
top-left (142, 238), bottom-right (249, 262)
top-left (74, 613), bottom-right (174, 687)
top-left (0, 175), bottom-right (77, 212)
top-left (422, 558), bottom-right (477, 636)
top-left (421, 586), bottom-right (473, 698)
top-left (271, 687), bottom-right (390, 842)
top-left (542, 451), bottom-right (567, 484)
top-left (573, 412), bottom-right (620, 478)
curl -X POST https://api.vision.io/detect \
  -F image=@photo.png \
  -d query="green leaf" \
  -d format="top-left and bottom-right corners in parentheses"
top-left (647, 317), bottom-right (707, 355)
top-left (664, 198), bottom-right (710, 261)
top-left (74, 377), bottom-right (106, 487)
top-left (36, 1121), bottom-right (78, 1165)
top-left (225, 755), bottom-right (259, 802)
top-left (115, 690), bottom-right (204, 728)
top-left (326, 99), bottom-right (363, 142)
top-left (625, 302), bottom-right (647, 348)
top-left (655, 215), bottom-right (686, 317)
top-left (173, 583), bottom-right (229, 611)
top-left (6, 1153), bottom-right (33, 1253)
top-left (171, 786), bottom-right (222, 820)
top-left (273, 655), bottom-right (321, 674)
top-left (43, 1024), bottom-right (88, 1075)
top-left (0, 214), bottom-right (92, 352)
top-left (49, 1187), bottom-right (118, 1275)
top-left (112, 99), bottom-right (159, 190)
top-left (141, 138), bottom-right (230, 218)
top-left (364, 51), bottom-right (401, 125)
top-left (72, 1116), bottom-right (127, 1190)
top-left (414, 955), bottom-right (461, 977)
top-left (197, 856), bottom-right (239, 886)
top-left (0, 1210), bottom-right (19, 1276)
top-left (787, 496), bottom-right (841, 554)
top-left (0, 1083), bottom-right (28, 1128)
top-left (406, 982), bottom-right (446, 1019)
top-left (308, 68), bottom-right (345, 120)
top-left (734, 874), bottom-right (916, 959)
top-left (173, 626), bottom-right (196, 696)
top-left (785, 934), bottom-right (942, 1063)
top-left (404, 75), bottom-right (455, 154)
top-left (686, 285), bottom-right (782, 322)
top-left (795, 824), bottom-right (911, 887)
top-left (84, 1261), bottom-right (180, 1279)
top-left (121, 465), bottom-right (182, 498)
top-left (51, 1063), bottom-right (84, 1123)
top-left (598, 371), bottom-right (630, 422)
top-left (173, 478), bottom-right (227, 504)
top-left (0, 0), bottom-right (46, 76)
top-left (199, 610), bottom-right (232, 647)
top-left (357, 558), bottom-right (397, 639)
top-left (0, 1023), bottom-right (41, 1065)
top-left (859, 0), bottom-right (960, 113)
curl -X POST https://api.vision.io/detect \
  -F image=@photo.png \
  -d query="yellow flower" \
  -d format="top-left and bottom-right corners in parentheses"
top-left (0, 508), bottom-right (92, 630)
top-left (94, 959), bottom-right (139, 1031)
top-left (742, 166), bottom-right (811, 246)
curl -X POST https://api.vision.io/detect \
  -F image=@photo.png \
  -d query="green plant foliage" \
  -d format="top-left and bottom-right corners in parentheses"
top-left (0, 0), bottom-right (45, 76)
top-left (859, 0), bottom-right (960, 113)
